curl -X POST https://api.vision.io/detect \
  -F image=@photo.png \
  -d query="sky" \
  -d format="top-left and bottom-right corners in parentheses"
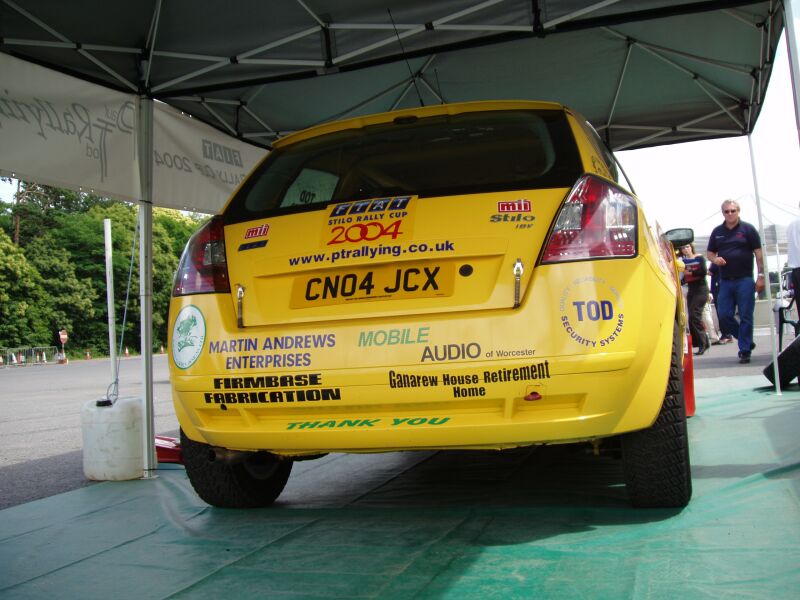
top-left (2, 6), bottom-right (800, 240)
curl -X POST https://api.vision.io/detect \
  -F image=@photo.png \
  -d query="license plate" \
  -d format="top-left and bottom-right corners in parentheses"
top-left (291, 263), bottom-right (454, 308)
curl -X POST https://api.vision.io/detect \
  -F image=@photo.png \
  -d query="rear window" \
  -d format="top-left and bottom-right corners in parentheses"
top-left (226, 109), bottom-right (582, 223)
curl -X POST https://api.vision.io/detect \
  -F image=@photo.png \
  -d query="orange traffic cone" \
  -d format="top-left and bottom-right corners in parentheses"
top-left (124, 346), bottom-right (130, 357)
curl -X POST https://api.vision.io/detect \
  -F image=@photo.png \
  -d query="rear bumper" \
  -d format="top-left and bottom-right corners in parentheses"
top-left (170, 254), bottom-right (678, 454)
top-left (172, 345), bottom-right (671, 455)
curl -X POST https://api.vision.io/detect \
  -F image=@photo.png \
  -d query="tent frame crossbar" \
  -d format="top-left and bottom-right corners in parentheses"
top-left (142, 0), bottom-right (163, 88)
top-left (605, 42), bottom-right (633, 134)
top-left (602, 103), bottom-right (740, 150)
top-left (3, 0), bottom-right (138, 92)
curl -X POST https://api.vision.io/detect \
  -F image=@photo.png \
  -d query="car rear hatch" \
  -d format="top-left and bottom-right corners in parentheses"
top-left (227, 190), bottom-right (577, 325)
top-left (222, 104), bottom-right (586, 326)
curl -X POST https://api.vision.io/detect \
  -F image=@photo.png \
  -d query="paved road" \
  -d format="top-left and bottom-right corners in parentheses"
top-left (0, 331), bottom-right (789, 509)
top-left (0, 355), bottom-right (177, 508)
top-left (692, 326), bottom-right (790, 380)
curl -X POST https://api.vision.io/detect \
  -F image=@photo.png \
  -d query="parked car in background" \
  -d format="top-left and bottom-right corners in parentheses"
top-left (169, 100), bottom-right (692, 508)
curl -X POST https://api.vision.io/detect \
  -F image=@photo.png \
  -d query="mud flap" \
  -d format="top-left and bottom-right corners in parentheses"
top-left (683, 334), bottom-right (696, 417)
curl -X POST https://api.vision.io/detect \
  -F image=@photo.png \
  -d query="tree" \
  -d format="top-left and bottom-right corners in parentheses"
top-left (4, 182), bottom-right (114, 247)
top-left (47, 202), bottom-right (200, 353)
top-left (0, 180), bottom-right (201, 354)
top-left (155, 208), bottom-right (200, 257)
top-left (46, 205), bottom-right (124, 352)
top-left (26, 231), bottom-right (98, 343)
top-left (0, 228), bottom-right (51, 346)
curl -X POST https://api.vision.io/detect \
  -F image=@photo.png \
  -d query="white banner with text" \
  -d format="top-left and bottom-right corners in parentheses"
top-left (153, 103), bottom-right (267, 214)
top-left (0, 53), bottom-right (267, 213)
top-left (0, 52), bottom-right (139, 201)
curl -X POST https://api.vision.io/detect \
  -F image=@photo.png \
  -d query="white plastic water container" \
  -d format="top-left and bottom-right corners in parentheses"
top-left (81, 395), bottom-right (143, 481)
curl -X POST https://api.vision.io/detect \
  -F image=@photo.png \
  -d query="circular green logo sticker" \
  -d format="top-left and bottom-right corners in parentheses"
top-left (172, 305), bottom-right (206, 369)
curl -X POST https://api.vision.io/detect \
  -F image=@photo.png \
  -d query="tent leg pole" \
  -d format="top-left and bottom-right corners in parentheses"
top-left (747, 134), bottom-right (782, 396)
top-left (138, 96), bottom-right (157, 476)
top-left (783, 0), bottom-right (800, 149)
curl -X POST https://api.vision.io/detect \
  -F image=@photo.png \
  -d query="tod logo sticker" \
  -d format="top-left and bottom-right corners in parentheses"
top-left (559, 277), bottom-right (625, 349)
top-left (172, 305), bottom-right (206, 369)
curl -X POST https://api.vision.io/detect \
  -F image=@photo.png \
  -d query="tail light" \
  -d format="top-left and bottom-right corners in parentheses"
top-left (541, 175), bottom-right (637, 263)
top-left (173, 216), bottom-right (230, 296)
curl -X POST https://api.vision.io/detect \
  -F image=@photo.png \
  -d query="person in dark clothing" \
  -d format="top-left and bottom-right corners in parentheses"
top-left (708, 262), bottom-right (733, 344)
top-left (706, 200), bottom-right (765, 364)
top-left (680, 243), bottom-right (710, 355)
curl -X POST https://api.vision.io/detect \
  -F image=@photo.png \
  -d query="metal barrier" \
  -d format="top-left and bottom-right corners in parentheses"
top-left (1, 346), bottom-right (59, 367)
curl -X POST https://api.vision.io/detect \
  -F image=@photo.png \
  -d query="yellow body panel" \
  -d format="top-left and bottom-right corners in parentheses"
top-left (169, 101), bottom-right (681, 457)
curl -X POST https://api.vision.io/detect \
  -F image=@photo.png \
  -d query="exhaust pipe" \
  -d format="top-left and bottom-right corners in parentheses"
top-left (208, 446), bottom-right (250, 465)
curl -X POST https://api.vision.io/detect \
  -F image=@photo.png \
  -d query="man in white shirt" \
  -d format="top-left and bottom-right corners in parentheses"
top-left (787, 205), bottom-right (800, 295)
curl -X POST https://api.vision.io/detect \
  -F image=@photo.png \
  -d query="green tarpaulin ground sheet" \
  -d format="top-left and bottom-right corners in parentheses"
top-left (1, 375), bottom-right (798, 599)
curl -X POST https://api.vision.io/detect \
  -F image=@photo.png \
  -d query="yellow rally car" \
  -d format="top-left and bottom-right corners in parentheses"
top-left (169, 100), bottom-right (692, 509)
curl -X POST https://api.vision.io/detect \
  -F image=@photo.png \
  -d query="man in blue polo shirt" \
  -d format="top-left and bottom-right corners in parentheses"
top-left (706, 200), bottom-right (765, 363)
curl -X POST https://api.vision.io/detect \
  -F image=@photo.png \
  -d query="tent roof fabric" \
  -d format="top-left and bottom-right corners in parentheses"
top-left (0, 1), bottom-right (785, 151)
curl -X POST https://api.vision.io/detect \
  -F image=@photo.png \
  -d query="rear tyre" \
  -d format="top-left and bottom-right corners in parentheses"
top-left (621, 320), bottom-right (692, 508)
top-left (763, 335), bottom-right (800, 387)
top-left (181, 429), bottom-right (293, 508)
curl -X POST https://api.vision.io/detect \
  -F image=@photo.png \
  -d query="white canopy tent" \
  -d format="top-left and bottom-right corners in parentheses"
top-left (2, 0), bottom-right (799, 475)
